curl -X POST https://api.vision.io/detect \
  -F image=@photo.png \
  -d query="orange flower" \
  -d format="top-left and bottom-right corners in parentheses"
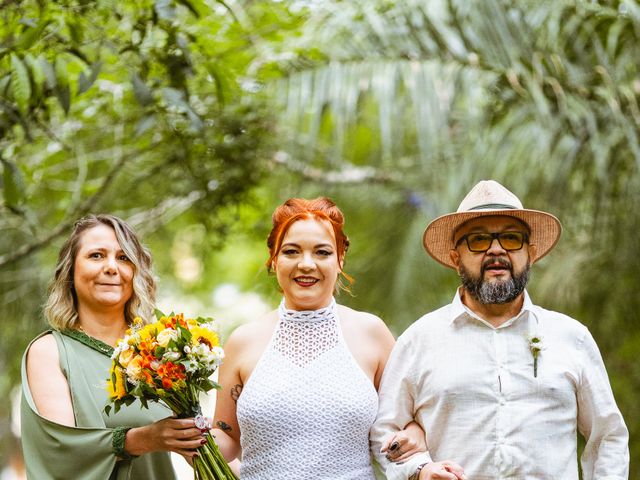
top-left (143, 370), bottom-right (154, 386)
top-left (157, 362), bottom-right (186, 382)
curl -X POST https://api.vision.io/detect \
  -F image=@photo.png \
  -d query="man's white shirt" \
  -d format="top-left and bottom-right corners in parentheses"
top-left (371, 289), bottom-right (629, 480)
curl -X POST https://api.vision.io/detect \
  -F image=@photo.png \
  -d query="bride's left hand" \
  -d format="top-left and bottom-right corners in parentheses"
top-left (380, 421), bottom-right (427, 463)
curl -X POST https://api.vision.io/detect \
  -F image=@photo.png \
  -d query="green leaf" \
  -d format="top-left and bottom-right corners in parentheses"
top-left (16, 18), bottom-right (50, 50)
top-left (40, 57), bottom-right (57, 90)
top-left (66, 18), bottom-right (84, 46)
top-left (1, 159), bottom-right (26, 207)
top-left (23, 53), bottom-right (45, 99)
top-left (0, 75), bottom-right (10, 97)
top-left (56, 85), bottom-right (71, 113)
top-left (135, 114), bottom-right (156, 137)
top-left (178, 324), bottom-right (192, 342)
top-left (55, 57), bottom-right (71, 113)
top-left (131, 73), bottom-right (154, 106)
top-left (77, 61), bottom-right (102, 95)
top-left (10, 54), bottom-right (31, 114)
top-left (205, 62), bottom-right (231, 105)
top-left (176, 0), bottom-right (204, 17)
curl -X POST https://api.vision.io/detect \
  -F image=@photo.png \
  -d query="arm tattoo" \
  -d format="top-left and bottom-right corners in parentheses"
top-left (231, 384), bottom-right (243, 403)
top-left (216, 421), bottom-right (232, 432)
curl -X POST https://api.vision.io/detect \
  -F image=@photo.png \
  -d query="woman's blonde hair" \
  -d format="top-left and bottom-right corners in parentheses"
top-left (44, 214), bottom-right (156, 330)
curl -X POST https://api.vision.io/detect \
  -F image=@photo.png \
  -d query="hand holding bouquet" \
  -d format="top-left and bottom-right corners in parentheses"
top-left (106, 312), bottom-right (237, 480)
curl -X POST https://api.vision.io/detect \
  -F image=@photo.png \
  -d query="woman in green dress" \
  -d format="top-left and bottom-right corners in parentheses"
top-left (21, 214), bottom-right (205, 479)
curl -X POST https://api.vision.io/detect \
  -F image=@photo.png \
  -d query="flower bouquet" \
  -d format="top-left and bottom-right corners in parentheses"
top-left (105, 312), bottom-right (237, 480)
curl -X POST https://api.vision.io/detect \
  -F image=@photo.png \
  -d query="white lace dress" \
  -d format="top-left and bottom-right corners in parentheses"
top-left (236, 299), bottom-right (378, 480)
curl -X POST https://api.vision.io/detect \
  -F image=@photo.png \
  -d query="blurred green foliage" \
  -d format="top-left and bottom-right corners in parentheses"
top-left (1, 0), bottom-right (638, 476)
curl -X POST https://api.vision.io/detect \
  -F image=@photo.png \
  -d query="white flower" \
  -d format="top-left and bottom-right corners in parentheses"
top-left (126, 377), bottom-right (140, 387)
top-left (211, 346), bottom-right (225, 366)
top-left (157, 329), bottom-right (179, 347)
top-left (162, 351), bottom-right (181, 363)
top-left (184, 360), bottom-right (200, 373)
top-left (528, 335), bottom-right (545, 378)
top-left (192, 343), bottom-right (211, 358)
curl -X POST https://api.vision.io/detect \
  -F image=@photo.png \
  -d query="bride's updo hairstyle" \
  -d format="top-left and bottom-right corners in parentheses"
top-left (266, 197), bottom-right (353, 291)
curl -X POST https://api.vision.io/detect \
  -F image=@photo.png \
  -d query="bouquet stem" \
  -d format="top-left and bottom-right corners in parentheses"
top-left (193, 433), bottom-right (238, 480)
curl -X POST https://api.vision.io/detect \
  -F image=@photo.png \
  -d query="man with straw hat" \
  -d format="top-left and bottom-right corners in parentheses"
top-left (371, 180), bottom-right (629, 480)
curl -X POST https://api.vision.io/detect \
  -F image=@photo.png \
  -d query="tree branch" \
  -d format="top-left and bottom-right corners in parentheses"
top-left (0, 143), bottom-right (160, 268)
top-left (126, 190), bottom-right (206, 235)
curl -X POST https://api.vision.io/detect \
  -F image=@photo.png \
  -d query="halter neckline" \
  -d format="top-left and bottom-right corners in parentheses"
top-left (278, 298), bottom-right (337, 323)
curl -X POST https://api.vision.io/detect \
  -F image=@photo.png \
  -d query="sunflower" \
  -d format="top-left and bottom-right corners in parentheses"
top-left (190, 325), bottom-right (219, 349)
top-left (138, 322), bottom-right (159, 343)
top-left (107, 365), bottom-right (127, 400)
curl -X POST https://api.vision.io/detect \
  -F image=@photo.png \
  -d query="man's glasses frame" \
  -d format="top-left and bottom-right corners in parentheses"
top-left (455, 231), bottom-right (529, 253)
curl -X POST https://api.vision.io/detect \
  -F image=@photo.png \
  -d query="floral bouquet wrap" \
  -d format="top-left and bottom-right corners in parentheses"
top-left (105, 312), bottom-right (237, 480)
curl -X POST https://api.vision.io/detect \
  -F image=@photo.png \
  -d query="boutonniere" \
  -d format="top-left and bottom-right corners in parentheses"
top-left (528, 335), bottom-right (545, 377)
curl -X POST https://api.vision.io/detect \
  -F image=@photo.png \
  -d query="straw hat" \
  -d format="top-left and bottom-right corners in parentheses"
top-left (423, 180), bottom-right (562, 269)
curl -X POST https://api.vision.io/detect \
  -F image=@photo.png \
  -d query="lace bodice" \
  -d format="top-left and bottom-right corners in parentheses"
top-left (236, 299), bottom-right (378, 480)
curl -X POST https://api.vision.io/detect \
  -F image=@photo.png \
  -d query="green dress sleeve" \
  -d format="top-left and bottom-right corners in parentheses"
top-left (20, 331), bottom-right (132, 480)
top-left (20, 330), bottom-right (176, 480)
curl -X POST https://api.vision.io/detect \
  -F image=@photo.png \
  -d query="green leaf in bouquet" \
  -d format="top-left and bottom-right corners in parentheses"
top-left (201, 378), bottom-right (219, 392)
top-left (131, 383), bottom-right (145, 397)
top-left (178, 324), bottom-right (192, 343)
top-left (154, 308), bottom-right (167, 320)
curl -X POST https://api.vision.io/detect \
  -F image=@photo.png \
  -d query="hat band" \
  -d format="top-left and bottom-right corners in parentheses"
top-left (468, 203), bottom-right (518, 211)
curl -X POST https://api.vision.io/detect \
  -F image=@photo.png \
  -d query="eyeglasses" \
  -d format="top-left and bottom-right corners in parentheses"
top-left (455, 231), bottom-right (529, 253)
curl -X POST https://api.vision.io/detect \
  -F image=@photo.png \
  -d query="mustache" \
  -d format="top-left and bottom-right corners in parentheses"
top-left (481, 257), bottom-right (512, 274)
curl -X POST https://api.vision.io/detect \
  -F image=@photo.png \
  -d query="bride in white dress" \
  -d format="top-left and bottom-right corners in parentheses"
top-left (210, 197), bottom-right (426, 479)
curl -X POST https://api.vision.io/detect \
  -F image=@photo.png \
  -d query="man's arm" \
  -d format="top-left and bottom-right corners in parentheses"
top-left (577, 328), bottom-right (629, 480)
top-left (370, 335), bottom-right (433, 480)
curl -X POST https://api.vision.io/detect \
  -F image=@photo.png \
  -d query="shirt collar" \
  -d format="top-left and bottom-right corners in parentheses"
top-left (450, 287), bottom-right (538, 329)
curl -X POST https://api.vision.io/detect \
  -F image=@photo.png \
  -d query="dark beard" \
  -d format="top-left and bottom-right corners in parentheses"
top-left (459, 258), bottom-right (530, 304)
